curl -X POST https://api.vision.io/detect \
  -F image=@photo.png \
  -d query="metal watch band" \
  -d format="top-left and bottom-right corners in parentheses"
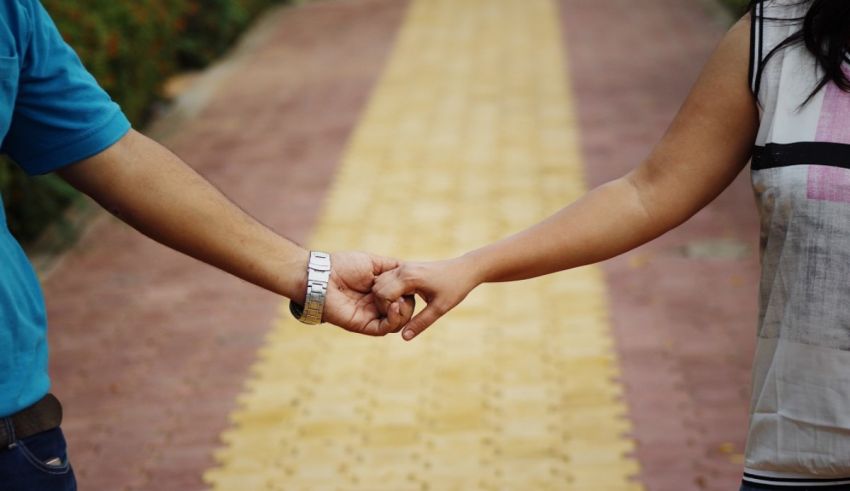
top-left (289, 251), bottom-right (331, 325)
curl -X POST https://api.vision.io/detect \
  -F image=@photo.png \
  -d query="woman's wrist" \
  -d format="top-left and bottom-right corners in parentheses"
top-left (457, 250), bottom-right (491, 287)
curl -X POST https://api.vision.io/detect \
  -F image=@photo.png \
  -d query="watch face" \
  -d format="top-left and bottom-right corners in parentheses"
top-left (289, 300), bottom-right (305, 319)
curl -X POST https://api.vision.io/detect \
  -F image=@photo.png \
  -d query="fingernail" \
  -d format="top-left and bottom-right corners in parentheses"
top-left (403, 330), bottom-right (414, 340)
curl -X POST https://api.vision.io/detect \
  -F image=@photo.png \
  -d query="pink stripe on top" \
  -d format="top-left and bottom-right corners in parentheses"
top-left (815, 79), bottom-right (850, 144)
top-left (807, 78), bottom-right (850, 203)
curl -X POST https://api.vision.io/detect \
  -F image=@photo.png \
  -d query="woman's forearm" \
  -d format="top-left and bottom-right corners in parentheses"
top-left (464, 174), bottom-right (669, 284)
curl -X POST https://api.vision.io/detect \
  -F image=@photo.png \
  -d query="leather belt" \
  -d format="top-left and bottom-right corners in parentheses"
top-left (0, 394), bottom-right (62, 449)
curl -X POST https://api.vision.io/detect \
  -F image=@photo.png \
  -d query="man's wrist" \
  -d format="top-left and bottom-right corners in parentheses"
top-left (284, 247), bottom-right (310, 304)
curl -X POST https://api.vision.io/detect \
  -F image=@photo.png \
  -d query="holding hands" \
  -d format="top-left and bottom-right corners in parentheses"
top-left (314, 251), bottom-right (417, 337)
top-left (372, 257), bottom-right (482, 341)
top-left (309, 252), bottom-right (482, 341)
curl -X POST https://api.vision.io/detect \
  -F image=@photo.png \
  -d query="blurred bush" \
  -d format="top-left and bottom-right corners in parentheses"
top-left (179, 0), bottom-right (289, 67)
top-left (718, 0), bottom-right (750, 15)
top-left (1, 0), bottom-right (286, 244)
top-left (178, 0), bottom-right (247, 68)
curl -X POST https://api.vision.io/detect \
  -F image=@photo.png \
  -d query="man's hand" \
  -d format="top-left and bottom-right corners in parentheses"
top-left (321, 252), bottom-right (415, 336)
top-left (373, 256), bottom-right (482, 341)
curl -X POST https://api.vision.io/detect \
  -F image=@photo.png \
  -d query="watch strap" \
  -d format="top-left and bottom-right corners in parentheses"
top-left (290, 251), bottom-right (331, 325)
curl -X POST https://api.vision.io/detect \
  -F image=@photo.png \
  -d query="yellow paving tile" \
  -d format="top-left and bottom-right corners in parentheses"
top-left (204, 0), bottom-right (642, 489)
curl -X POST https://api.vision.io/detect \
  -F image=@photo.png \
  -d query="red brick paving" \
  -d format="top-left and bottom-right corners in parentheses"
top-left (43, 1), bottom-right (408, 489)
top-left (559, 1), bottom-right (758, 490)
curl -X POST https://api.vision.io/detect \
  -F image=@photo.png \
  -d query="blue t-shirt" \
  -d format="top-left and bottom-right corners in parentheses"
top-left (0, 0), bottom-right (130, 417)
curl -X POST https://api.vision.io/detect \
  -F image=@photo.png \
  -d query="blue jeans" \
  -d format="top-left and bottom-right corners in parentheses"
top-left (0, 426), bottom-right (76, 491)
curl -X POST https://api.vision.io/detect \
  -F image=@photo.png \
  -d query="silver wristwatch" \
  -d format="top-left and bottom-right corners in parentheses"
top-left (289, 251), bottom-right (331, 325)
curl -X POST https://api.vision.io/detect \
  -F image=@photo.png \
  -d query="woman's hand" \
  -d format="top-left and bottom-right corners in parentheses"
top-left (373, 256), bottom-right (483, 341)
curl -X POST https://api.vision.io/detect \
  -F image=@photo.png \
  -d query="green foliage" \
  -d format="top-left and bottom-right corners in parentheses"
top-left (1, 0), bottom-right (286, 244)
top-left (1, 165), bottom-right (78, 241)
top-left (718, 0), bottom-right (750, 15)
top-left (177, 0), bottom-right (286, 68)
top-left (43, 0), bottom-right (188, 125)
top-left (177, 0), bottom-right (249, 68)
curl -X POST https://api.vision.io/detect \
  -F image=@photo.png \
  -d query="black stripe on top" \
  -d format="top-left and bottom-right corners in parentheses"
top-left (754, 0), bottom-right (766, 98)
top-left (744, 471), bottom-right (850, 483)
top-left (742, 481), bottom-right (850, 490)
top-left (751, 142), bottom-right (850, 171)
top-left (749, 2), bottom-right (758, 92)
top-left (742, 472), bottom-right (850, 490)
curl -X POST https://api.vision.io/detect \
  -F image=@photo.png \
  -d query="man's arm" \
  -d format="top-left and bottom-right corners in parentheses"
top-left (58, 129), bottom-right (412, 335)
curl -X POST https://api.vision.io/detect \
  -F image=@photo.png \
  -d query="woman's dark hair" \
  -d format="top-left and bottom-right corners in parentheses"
top-left (748, 0), bottom-right (850, 102)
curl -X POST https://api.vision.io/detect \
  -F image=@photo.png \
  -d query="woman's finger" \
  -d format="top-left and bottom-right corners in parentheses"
top-left (401, 303), bottom-right (446, 341)
top-left (376, 296), bottom-right (413, 334)
top-left (373, 268), bottom-right (412, 305)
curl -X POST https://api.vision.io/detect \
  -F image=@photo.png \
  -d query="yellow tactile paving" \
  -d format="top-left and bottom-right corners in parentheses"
top-left (204, 0), bottom-right (642, 489)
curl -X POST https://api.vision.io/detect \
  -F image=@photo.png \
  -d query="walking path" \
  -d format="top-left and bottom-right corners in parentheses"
top-left (205, 0), bottom-right (637, 489)
top-left (40, 1), bottom-right (758, 490)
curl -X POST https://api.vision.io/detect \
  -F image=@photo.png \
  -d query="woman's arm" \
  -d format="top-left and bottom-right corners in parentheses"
top-left (374, 16), bottom-right (759, 340)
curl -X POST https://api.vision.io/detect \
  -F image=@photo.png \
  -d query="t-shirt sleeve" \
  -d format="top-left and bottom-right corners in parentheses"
top-left (2, 0), bottom-right (131, 175)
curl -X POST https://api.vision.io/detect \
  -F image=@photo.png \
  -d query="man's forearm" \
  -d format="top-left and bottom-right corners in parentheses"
top-left (58, 130), bottom-right (309, 303)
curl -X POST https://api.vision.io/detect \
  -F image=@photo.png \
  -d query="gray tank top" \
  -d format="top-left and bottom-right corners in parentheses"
top-left (744, 0), bottom-right (850, 486)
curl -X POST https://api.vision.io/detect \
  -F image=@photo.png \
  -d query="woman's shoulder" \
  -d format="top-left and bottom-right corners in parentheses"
top-left (756, 0), bottom-right (809, 19)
